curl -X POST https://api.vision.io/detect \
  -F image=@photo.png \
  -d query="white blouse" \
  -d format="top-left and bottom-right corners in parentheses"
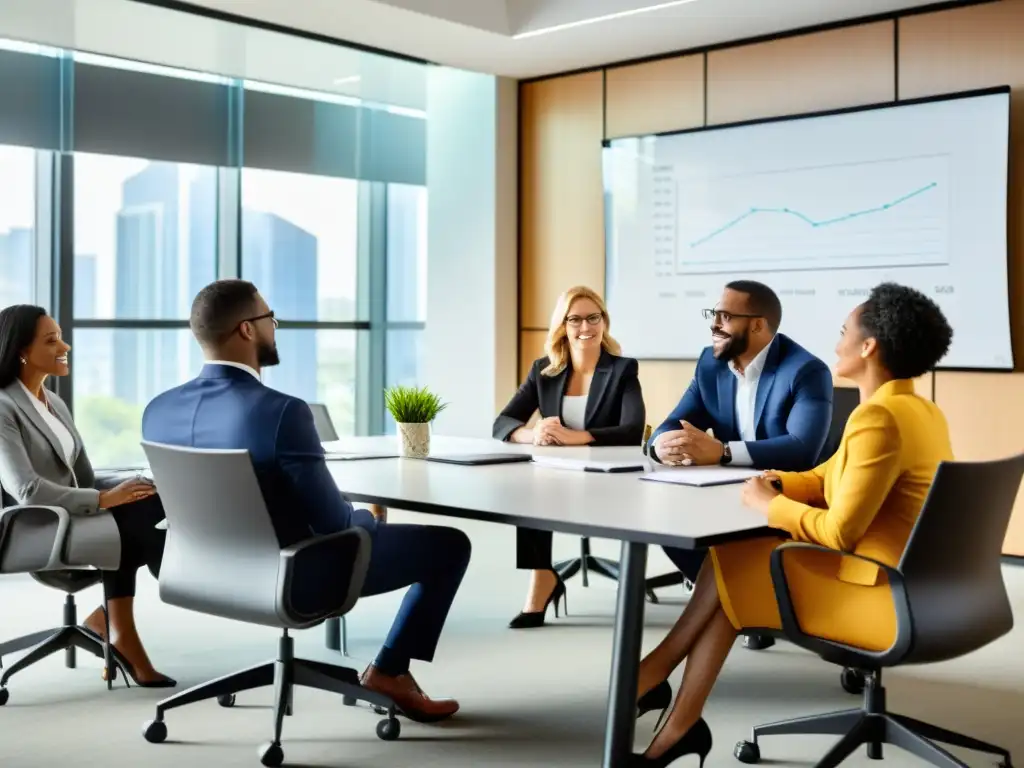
top-left (561, 395), bottom-right (588, 431)
top-left (19, 380), bottom-right (76, 466)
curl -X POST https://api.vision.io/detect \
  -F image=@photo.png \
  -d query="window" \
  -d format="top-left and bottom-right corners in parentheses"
top-left (386, 183), bottom-right (427, 323)
top-left (263, 330), bottom-right (357, 437)
top-left (73, 153), bottom-right (219, 320)
top-left (72, 328), bottom-right (194, 467)
top-left (241, 169), bottom-right (359, 322)
top-left (0, 145), bottom-right (38, 308)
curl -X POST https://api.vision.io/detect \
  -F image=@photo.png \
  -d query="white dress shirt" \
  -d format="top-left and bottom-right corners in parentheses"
top-left (561, 395), bottom-right (588, 431)
top-left (725, 339), bottom-right (773, 467)
top-left (205, 360), bottom-right (261, 382)
top-left (18, 380), bottom-right (75, 466)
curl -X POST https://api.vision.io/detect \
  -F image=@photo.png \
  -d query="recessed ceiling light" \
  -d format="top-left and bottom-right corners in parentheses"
top-left (333, 75), bottom-right (361, 85)
top-left (513, 0), bottom-right (700, 39)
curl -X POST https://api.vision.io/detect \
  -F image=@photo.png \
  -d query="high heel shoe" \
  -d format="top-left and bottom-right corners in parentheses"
top-left (629, 717), bottom-right (713, 768)
top-left (80, 607), bottom-right (176, 689)
top-left (508, 571), bottom-right (568, 629)
top-left (104, 650), bottom-right (177, 689)
top-left (637, 680), bottom-right (673, 730)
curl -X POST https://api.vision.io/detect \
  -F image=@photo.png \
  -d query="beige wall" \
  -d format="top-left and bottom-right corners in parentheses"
top-left (518, 0), bottom-right (1024, 556)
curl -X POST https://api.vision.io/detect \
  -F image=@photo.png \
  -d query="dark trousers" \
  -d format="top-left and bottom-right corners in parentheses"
top-left (355, 512), bottom-right (471, 671)
top-left (516, 527), bottom-right (553, 570)
top-left (104, 494), bottom-right (167, 599)
top-left (662, 546), bottom-right (706, 582)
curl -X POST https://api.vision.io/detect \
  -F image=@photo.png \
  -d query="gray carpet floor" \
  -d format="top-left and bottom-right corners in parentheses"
top-left (2, 510), bottom-right (1022, 767)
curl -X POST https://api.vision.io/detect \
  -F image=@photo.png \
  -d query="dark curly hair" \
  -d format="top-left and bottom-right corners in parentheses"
top-left (858, 283), bottom-right (952, 379)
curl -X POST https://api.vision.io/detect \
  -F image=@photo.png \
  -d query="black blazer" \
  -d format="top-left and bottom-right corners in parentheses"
top-left (493, 349), bottom-right (646, 446)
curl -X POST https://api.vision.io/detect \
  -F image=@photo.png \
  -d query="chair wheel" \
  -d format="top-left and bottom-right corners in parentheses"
top-left (0, 688), bottom-right (8, 706)
top-left (258, 741), bottom-right (284, 767)
top-left (734, 740), bottom-right (760, 764)
top-left (840, 668), bottom-right (866, 695)
top-left (373, 705), bottom-right (388, 715)
top-left (342, 695), bottom-right (357, 706)
top-left (142, 719), bottom-right (167, 744)
top-left (217, 694), bottom-right (236, 708)
top-left (743, 635), bottom-right (776, 651)
top-left (377, 717), bottom-right (401, 741)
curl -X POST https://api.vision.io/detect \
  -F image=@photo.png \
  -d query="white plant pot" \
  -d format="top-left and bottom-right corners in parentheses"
top-left (397, 422), bottom-right (431, 459)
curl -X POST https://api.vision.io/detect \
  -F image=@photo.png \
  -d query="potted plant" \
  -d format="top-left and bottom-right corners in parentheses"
top-left (384, 385), bottom-right (448, 459)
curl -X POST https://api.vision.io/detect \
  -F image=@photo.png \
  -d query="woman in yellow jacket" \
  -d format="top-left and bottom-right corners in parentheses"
top-left (630, 283), bottom-right (955, 767)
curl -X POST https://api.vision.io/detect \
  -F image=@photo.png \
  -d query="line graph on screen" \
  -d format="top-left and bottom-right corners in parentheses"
top-left (654, 155), bottom-right (951, 276)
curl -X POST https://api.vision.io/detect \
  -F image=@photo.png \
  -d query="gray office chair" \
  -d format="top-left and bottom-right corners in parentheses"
top-left (308, 403), bottom-right (350, 657)
top-left (735, 453), bottom-right (1024, 768)
top-left (138, 441), bottom-right (397, 768)
top-left (0, 493), bottom-right (121, 705)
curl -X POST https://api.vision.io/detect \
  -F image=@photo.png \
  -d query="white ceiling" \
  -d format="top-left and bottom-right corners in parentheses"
top-left (176, 0), bottom-right (965, 79)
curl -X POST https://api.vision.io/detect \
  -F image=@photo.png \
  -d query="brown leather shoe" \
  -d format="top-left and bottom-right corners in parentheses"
top-left (360, 666), bottom-right (459, 723)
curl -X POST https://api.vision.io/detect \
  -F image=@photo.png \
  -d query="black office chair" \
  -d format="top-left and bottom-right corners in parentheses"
top-left (734, 453), bottom-right (1024, 768)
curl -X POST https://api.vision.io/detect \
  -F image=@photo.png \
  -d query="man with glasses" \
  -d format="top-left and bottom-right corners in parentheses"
top-left (649, 279), bottom-right (832, 649)
top-left (142, 279), bottom-right (470, 723)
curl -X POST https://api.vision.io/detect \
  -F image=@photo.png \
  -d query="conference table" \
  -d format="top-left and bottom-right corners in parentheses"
top-left (323, 435), bottom-right (774, 767)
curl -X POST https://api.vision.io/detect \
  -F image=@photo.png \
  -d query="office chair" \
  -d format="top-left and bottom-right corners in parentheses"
top-left (139, 442), bottom-right (397, 768)
top-left (734, 453), bottom-right (1024, 768)
top-left (308, 403), bottom-right (352, 657)
top-left (0, 493), bottom-right (121, 705)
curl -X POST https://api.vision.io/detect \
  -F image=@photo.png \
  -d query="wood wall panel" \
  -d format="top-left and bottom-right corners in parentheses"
top-left (900, 0), bottom-right (1024, 367)
top-left (519, 330), bottom-right (547, 381)
top-left (935, 372), bottom-right (1024, 556)
top-left (520, 72), bottom-right (605, 329)
top-left (604, 55), bottom-right (704, 139)
top-left (638, 361), bottom-right (697, 428)
top-left (706, 22), bottom-right (895, 124)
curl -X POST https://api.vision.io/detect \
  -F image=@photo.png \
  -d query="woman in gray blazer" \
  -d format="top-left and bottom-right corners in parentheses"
top-left (0, 305), bottom-right (174, 687)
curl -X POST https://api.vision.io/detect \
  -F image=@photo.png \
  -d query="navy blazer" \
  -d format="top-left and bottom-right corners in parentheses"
top-left (142, 364), bottom-right (370, 548)
top-left (493, 349), bottom-right (645, 446)
top-left (651, 334), bottom-right (832, 471)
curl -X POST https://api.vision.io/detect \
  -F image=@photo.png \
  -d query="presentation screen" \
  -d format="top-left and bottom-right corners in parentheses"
top-left (603, 88), bottom-right (1012, 370)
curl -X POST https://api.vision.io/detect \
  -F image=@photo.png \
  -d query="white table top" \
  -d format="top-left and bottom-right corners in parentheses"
top-left (324, 436), bottom-right (775, 549)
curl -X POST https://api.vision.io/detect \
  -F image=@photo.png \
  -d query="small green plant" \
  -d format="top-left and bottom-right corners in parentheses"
top-left (384, 385), bottom-right (448, 424)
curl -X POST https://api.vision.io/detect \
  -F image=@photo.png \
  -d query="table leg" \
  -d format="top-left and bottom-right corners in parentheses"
top-left (602, 540), bottom-right (648, 768)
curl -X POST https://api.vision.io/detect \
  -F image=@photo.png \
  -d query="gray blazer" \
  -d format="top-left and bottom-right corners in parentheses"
top-left (0, 380), bottom-right (102, 515)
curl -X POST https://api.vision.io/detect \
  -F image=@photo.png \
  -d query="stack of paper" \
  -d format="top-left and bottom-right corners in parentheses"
top-left (639, 466), bottom-right (760, 487)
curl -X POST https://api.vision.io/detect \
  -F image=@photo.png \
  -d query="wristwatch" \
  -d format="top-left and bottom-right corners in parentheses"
top-left (720, 442), bottom-right (732, 465)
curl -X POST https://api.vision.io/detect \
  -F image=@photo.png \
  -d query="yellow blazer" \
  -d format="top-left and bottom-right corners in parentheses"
top-left (767, 378), bottom-right (953, 585)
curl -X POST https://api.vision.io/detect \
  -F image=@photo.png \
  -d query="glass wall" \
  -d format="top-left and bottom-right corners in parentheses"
top-left (0, 16), bottom-right (428, 467)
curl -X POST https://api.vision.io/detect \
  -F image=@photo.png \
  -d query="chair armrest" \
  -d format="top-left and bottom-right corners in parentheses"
top-left (0, 504), bottom-right (75, 572)
top-left (769, 542), bottom-right (913, 668)
top-left (277, 527), bottom-right (372, 623)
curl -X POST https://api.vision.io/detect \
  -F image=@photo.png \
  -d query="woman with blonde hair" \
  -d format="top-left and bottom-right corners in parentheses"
top-left (493, 285), bottom-right (645, 628)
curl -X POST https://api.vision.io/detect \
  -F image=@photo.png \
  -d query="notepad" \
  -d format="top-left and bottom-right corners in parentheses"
top-left (324, 450), bottom-right (400, 461)
top-left (531, 455), bottom-right (646, 473)
top-left (639, 466), bottom-right (760, 487)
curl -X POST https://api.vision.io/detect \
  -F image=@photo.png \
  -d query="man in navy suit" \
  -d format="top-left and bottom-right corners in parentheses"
top-left (143, 280), bottom-right (470, 723)
top-left (651, 280), bottom-right (832, 646)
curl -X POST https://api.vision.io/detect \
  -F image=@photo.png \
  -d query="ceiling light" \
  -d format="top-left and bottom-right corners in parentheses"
top-left (333, 75), bottom-right (361, 85)
top-left (513, 0), bottom-right (700, 39)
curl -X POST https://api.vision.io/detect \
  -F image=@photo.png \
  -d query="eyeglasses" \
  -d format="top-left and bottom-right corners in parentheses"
top-left (565, 313), bottom-right (604, 327)
top-left (701, 308), bottom-right (760, 324)
top-left (238, 311), bottom-right (278, 330)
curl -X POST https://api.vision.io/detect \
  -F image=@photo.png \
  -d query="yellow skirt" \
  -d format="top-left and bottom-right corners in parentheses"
top-left (710, 537), bottom-right (897, 652)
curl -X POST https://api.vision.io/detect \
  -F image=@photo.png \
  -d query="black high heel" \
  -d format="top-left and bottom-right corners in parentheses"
top-left (637, 680), bottom-right (673, 730)
top-left (105, 652), bottom-right (177, 689)
top-left (508, 571), bottom-right (568, 629)
top-left (630, 717), bottom-right (713, 768)
top-left (81, 606), bottom-right (177, 689)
